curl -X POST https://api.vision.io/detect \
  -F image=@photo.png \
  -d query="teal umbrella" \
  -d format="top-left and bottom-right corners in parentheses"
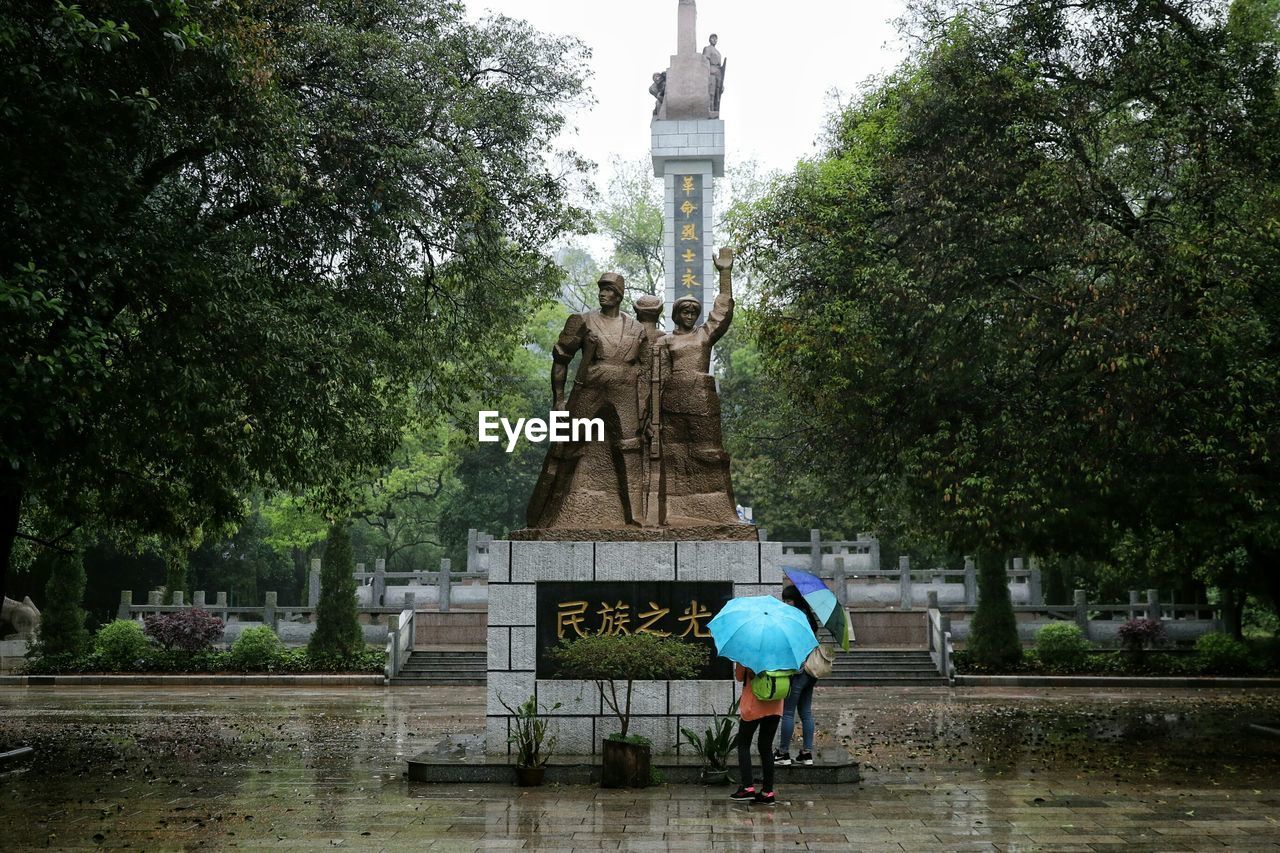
top-left (707, 595), bottom-right (818, 673)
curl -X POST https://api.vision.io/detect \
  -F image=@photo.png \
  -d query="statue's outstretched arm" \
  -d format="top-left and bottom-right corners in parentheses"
top-left (705, 247), bottom-right (735, 344)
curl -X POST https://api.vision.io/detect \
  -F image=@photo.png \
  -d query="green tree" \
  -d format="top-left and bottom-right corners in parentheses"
top-left (0, 0), bottom-right (591, 603)
top-left (308, 521), bottom-right (362, 658)
top-left (190, 514), bottom-right (296, 605)
top-left (967, 552), bottom-right (1022, 668)
top-left (597, 157), bottom-right (664, 300)
top-left (36, 551), bottom-right (91, 657)
top-left (734, 0), bottom-right (1280, 608)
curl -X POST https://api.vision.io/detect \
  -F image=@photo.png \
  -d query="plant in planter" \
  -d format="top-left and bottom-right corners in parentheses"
top-left (679, 700), bottom-right (736, 784)
top-left (498, 693), bottom-right (562, 786)
top-left (550, 633), bottom-right (707, 788)
top-left (1117, 617), bottom-right (1165, 671)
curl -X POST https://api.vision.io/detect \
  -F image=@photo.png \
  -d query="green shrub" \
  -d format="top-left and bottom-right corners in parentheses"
top-left (230, 625), bottom-right (282, 671)
top-left (1194, 633), bottom-right (1255, 675)
top-left (550, 633), bottom-right (707, 737)
top-left (94, 620), bottom-right (151, 670)
top-left (1035, 622), bottom-right (1091, 672)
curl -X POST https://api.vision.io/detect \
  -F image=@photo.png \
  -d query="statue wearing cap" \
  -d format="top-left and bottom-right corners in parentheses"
top-left (525, 272), bottom-right (652, 530)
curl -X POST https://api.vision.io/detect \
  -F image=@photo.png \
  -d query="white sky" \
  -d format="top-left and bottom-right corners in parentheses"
top-left (465, 0), bottom-right (910, 187)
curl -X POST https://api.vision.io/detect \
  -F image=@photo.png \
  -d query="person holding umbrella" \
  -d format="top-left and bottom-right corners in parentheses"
top-left (707, 595), bottom-right (819, 806)
top-left (774, 584), bottom-right (822, 766)
top-left (729, 661), bottom-right (784, 805)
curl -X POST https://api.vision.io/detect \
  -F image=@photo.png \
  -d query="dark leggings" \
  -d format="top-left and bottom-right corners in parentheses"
top-left (735, 715), bottom-right (780, 793)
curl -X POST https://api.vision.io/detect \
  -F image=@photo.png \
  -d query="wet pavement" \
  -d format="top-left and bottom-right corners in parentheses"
top-left (2, 685), bottom-right (1280, 850)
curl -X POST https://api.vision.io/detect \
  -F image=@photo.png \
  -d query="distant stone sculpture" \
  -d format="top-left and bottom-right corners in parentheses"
top-left (702, 34), bottom-right (725, 115)
top-left (649, 71), bottom-right (667, 116)
top-left (656, 247), bottom-right (739, 526)
top-left (524, 273), bottom-right (651, 532)
top-left (1, 595), bottom-right (40, 638)
top-left (656, 0), bottom-right (719, 120)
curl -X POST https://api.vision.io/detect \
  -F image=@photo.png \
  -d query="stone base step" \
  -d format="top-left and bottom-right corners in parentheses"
top-left (407, 747), bottom-right (859, 785)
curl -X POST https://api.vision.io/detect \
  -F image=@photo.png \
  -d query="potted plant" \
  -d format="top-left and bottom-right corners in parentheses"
top-left (498, 693), bottom-right (561, 786)
top-left (550, 633), bottom-right (707, 788)
top-left (679, 700), bottom-right (736, 784)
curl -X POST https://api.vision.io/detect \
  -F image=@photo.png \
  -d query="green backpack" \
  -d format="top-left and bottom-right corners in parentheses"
top-left (750, 669), bottom-right (796, 702)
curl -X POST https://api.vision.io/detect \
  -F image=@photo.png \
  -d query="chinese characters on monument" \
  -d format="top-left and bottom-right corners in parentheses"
top-left (535, 581), bottom-right (733, 678)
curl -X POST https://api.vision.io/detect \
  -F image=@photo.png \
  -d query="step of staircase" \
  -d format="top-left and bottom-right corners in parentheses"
top-left (825, 650), bottom-right (950, 686)
top-left (391, 650), bottom-right (487, 686)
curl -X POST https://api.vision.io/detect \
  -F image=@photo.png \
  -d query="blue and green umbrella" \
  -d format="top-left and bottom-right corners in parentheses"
top-left (783, 567), bottom-right (854, 651)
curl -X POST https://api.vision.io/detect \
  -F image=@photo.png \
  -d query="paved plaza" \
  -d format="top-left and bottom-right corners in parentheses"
top-left (2, 685), bottom-right (1280, 850)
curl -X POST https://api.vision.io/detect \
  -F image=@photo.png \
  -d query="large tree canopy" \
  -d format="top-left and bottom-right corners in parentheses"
top-left (736, 0), bottom-right (1280, 602)
top-left (0, 0), bottom-right (591, 599)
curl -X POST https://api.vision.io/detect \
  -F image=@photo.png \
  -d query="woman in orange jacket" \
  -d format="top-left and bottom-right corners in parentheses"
top-left (729, 662), bottom-right (783, 805)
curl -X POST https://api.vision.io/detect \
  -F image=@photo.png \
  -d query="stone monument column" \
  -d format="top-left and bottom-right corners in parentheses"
top-left (652, 0), bottom-right (724, 318)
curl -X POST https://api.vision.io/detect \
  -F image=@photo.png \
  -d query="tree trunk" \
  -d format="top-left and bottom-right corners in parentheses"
top-left (0, 471), bottom-right (22, 610)
top-left (1221, 587), bottom-right (1244, 640)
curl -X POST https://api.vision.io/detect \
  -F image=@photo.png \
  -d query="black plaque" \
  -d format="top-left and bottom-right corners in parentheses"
top-left (673, 173), bottom-right (704, 308)
top-left (536, 581), bottom-right (733, 679)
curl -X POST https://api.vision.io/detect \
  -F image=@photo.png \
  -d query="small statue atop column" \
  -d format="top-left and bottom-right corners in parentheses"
top-left (649, 71), bottom-right (667, 116)
top-left (703, 34), bottom-right (725, 115)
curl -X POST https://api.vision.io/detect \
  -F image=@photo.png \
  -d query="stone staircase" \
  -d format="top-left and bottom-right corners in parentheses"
top-left (391, 650), bottom-right (486, 686)
top-left (825, 649), bottom-right (950, 687)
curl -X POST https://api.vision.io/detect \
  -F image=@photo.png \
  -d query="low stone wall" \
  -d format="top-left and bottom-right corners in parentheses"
top-left (849, 610), bottom-right (928, 647)
top-left (485, 539), bottom-right (785, 757)
top-left (0, 638), bottom-right (30, 674)
top-left (416, 611), bottom-right (487, 647)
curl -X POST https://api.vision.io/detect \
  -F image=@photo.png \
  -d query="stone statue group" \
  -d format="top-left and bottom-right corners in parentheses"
top-left (650, 34), bottom-right (726, 118)
top-left (524, 249), bottom-right (745, 537)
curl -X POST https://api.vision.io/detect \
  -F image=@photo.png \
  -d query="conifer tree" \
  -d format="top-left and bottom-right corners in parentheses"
top-left (967, 552), bottom-right (1022, 669)
top-left (38, 552), bottom-right (90, 657)
top-left (308, 521), bottom-right (362, 659)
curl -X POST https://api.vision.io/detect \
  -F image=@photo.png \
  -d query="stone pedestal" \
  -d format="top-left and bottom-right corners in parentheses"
top-left (485, 539), bottom-right (785, 756)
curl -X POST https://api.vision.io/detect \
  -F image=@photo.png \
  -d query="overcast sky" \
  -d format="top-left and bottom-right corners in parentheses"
top-left (465, 0), bottom-right (910, 187)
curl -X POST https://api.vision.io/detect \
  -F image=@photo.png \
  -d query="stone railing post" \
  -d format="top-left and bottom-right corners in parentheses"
top-left (439, 558), bottom-right (452, 612)
top-left (927, 589), bottom-right (939, 610)
top-left (964, 557), bottom-right (977, 605)
top-left (866, 534), bottom-right (881, 573)
top-left (118, 590), bottom-right (132, 621)
top-left (1074, 589), bottom-right (1089, 632)
top-left (216, 592), bottom-right (229, 623)
top-left (758, 528), bottom-right (768, 542)
top-left (373, 558), bottom-right (386, 608)
top-left (263, 591), bottom-right (278, 631)
top-left (404, 591), bottom-right (416, 614)
top-left (899, 556), bottom-right (913, 610)
top-left (832, 556), bottom-right (847, 606)
top-left (171, 590), bottom-right (184, 607)
top-left (193, 591), bottom-right (206, 608)
top-left (1028, 560), bottom-right (1043, 606)
top-left (1011, 557), bottom-right (1024, 602)
top-left (1146, 588), bottom-right (1161, 621)
top-left (467, 528), bottom-right (478, 573)
top-left (809, 528), bottom-right (822, 575)
top-left (308, 558), bottom-right (321, 609)
top-left (1129, 589), bottom-right (1140, 620)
